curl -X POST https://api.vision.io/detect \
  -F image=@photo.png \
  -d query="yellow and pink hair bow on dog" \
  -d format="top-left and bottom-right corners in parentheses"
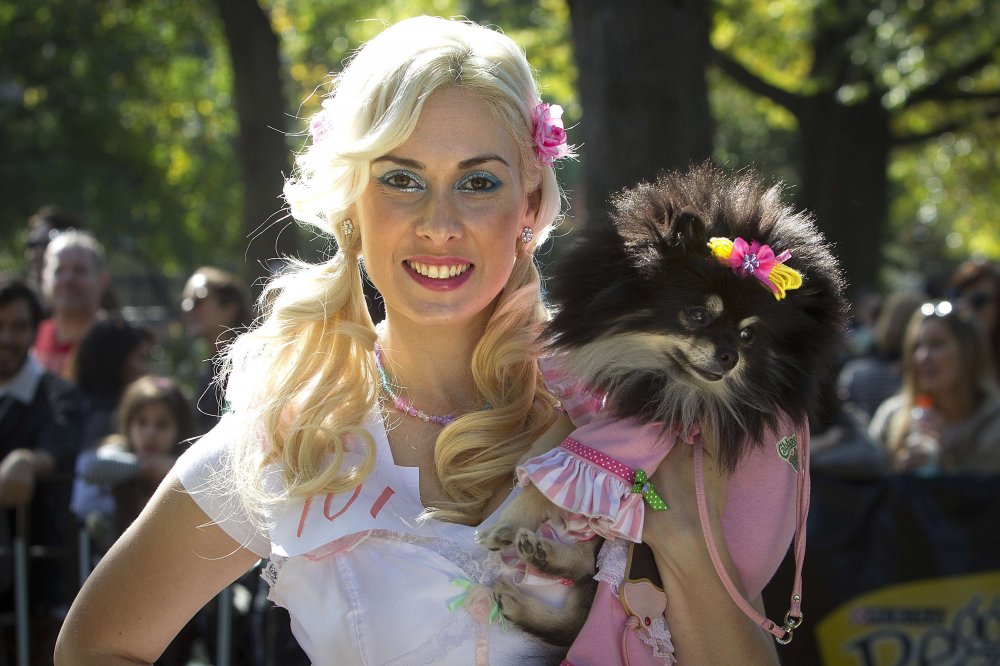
top-left (707, 237), bottom-right (803, 300)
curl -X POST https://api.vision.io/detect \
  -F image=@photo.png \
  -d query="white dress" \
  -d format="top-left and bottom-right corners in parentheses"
top-left (174, 410), bottom-right (565, 666)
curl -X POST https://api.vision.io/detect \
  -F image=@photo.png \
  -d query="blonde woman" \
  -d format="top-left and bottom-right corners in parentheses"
top-left (57, 17), bottom-right (781, 665)
top-left (870, 303), bottom-right (1000, 474)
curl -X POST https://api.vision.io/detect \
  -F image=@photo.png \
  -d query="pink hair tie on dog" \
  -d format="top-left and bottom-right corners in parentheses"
top-left (532, 101), bottom-right (574, 166)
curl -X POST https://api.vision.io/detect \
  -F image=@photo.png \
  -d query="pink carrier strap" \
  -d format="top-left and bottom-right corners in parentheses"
top-left (693, 423), bottom-right (810, 644)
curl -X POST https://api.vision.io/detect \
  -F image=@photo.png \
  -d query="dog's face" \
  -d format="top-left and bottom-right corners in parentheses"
top-left (544, 165), bottom-right (846, 470)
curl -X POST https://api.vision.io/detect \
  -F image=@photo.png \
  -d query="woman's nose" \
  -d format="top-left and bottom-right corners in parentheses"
top-left (415, 193), bottom-right (463, 244)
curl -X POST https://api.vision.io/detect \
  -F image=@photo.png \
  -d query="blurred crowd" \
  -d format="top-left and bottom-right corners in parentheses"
top-left (1, 204), bottom-right (998, 663)
top-left (812, 256), bottom-right (1000, 477)
top-left (2, 206), bottom-right (268, 665)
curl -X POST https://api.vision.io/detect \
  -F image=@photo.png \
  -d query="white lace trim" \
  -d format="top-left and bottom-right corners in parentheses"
top-left (639, 616), bottom-right (677, 664)
top-left (260, 554), bottom-right (284, 587)
top-left (594, 539), bottom-right (628, 590)
top-left (365, 529), bottom-right (503, 584)
top-left (261, 528), bottom-right (503, 590)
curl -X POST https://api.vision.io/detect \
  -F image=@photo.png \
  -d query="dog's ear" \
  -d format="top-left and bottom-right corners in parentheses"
top-left (544, 220), bottom-right (645, 349)
top-left (666, 207), bottom-right (708, 254)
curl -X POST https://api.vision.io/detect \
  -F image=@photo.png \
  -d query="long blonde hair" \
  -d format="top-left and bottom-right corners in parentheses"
top-left (222, 16), bottom-right (566, 525)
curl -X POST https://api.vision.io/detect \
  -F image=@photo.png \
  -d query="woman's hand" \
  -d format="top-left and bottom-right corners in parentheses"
top-left (642, 427), bottom-right (726, 560)
top-left (641, 427), bottom-right (779, 665)
top-left (894, 411), bottom-right (943, 472)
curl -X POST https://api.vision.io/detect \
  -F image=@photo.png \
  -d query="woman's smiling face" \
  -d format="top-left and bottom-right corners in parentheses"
top-left (355, 86), bottom-right (538, 330)
top-left (913, 317), bottom-right (962, 396)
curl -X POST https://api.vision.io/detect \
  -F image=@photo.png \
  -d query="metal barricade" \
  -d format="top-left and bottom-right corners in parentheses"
top-left (1, 474), bottom-right (75, 666)
top-left (12, 504), bottom-right (30, 666)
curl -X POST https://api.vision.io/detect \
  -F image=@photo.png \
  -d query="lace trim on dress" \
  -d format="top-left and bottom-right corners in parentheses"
top-left (260, 554), bottom-right (286, 588)
top-left (365, 529), bottom-right (504, 584)
top-left (639, 616), bottom-right (677, 664)
top-left (261, 528), bottom-right (503, 589)
top-left (594, 538), bottom-right (629, 590)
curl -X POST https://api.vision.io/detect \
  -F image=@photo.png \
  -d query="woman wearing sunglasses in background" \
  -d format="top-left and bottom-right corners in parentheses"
top-left (869, 301), bottom-right (1000, 475)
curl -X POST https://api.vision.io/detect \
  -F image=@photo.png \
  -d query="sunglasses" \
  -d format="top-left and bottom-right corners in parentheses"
top-left (920, 301), bottom-right (953, 317)
top-left (181, 296), bottom-right (207, 313)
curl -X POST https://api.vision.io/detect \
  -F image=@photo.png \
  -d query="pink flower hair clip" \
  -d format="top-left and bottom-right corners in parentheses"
top-left (707, 237), bottom-right (803, 300)
top-left (531, 101), bottom-right (574, 166)
top-left (308, 99), bottom-right (335, 143)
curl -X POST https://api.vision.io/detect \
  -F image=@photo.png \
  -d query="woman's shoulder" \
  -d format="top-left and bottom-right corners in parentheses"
top-left (173, 414), bottom-right (273, 555)
top-left (970, 393), bottom-right (1000, 441)
top-left (868, 393), bottom-right (905, 442)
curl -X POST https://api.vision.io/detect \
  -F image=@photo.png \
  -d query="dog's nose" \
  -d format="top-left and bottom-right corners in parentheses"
top-left (716, 347), bottom-right (738, 371)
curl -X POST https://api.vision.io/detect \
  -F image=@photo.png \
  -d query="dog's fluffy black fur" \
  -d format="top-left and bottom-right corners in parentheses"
top-left (544, 162), bottom-right (846, 472)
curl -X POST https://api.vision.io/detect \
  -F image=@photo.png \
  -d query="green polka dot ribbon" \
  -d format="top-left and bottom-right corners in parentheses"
top-left (632, 469), bottom-right (669, 511)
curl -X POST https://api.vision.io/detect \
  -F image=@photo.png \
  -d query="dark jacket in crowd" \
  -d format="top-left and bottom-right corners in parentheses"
top-left (1, 368), bottom-right (83, 611)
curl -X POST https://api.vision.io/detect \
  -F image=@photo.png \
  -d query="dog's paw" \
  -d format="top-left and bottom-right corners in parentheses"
top-left (515, 528), bottom-right (551, 569)
top-left (477, 523), bottom-right (517, 551)
top-left (492, 578), bottom-right (527, 626)
top-left (493, 577), bottom-right (589, 647)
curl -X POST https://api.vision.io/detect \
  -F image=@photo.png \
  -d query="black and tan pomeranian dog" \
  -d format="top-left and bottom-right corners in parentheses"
top-left (479, 162), bottom-right (846, 646)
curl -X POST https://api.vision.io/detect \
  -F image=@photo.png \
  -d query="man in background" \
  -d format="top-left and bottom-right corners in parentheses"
top-left (34, 230), bottom-right (109, 380)
top-left (0, 276), bottom-right (83, 661)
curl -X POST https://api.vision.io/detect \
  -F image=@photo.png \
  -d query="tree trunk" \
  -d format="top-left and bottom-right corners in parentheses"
top-left (797, 94), bottom-right (891, 298)
top-left (212, 0), bottom-right (296, 299)
top-left (568, 0), bottom-right (714, 226)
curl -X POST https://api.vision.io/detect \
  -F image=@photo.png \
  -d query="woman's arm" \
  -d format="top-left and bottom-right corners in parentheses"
top-left (55, 471), bottom-right (261, 665)
top-left (642, 435), bottom-right (780, 665)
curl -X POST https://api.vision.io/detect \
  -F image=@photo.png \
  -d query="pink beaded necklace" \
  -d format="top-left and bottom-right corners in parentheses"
top-left (374, 340), bottom-right (457, 426)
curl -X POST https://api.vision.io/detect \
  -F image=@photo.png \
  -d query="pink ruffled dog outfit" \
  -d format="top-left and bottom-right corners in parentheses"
top-left (517, 357), bottom-right (806, 665)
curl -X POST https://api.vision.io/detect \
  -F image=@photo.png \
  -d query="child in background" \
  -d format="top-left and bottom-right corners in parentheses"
top-left (80, 376), bottom-right (193, 546)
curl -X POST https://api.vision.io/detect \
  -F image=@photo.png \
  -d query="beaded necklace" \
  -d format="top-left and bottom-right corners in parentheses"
top-left (374, 340), bottom-right (457, 426)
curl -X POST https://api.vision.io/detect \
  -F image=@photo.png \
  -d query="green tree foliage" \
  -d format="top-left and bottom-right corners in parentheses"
top-left (0, 0), bottom-right (576, 280)
top-left (264, 0), bottom-right (577, 264)
top-left (711, 0), bottom-right (1000, 291)
top-left (0, 0), bottom-right (243, 278)
top-left (266, 0), bottom-right (575, 171)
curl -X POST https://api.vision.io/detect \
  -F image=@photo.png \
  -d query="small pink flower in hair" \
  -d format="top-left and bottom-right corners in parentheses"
top-left (532, 102), bottom-right (572, 166)
top-left (309, 99), bottom-right (334, 143)
top-left (728, 238), bottom-right (789, 283)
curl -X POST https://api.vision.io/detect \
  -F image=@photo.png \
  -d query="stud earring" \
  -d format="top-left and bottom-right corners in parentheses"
top-left (341, 219), bottom-right (354, 237)
top-left (520, 226), bottom-right (534, 245)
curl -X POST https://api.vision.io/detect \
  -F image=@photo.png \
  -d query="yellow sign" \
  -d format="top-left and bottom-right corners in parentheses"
top-left (816, 571), bottom-right (1000, 665)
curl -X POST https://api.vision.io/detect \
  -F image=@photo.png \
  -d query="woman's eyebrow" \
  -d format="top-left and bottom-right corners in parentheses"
top-left (458, 155), bottom-right (510, 169)
top-left (373, 155), bottom-right (423, 169)
top-left (371, 154), bottom-right (510, 169)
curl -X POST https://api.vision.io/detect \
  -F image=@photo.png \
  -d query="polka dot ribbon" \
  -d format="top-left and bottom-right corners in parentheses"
top-left (632, 469), bottom-right (670, 511)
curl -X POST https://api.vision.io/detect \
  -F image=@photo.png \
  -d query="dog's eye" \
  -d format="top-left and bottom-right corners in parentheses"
top-left (740, 327), bottom-right (756, 345)
top-left (684, 307), bottom-right (710, 328)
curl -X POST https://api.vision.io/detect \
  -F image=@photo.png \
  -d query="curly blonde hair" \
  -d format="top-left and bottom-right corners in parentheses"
top-left (222, 16), bottom-right (567, 525)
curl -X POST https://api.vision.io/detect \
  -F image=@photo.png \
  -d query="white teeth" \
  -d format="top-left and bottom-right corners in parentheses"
top-left (408, 261), bottom-right (471, 279)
